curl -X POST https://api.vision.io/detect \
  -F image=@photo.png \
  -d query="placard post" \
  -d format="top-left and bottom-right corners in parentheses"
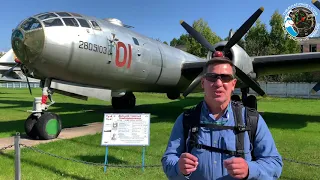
top-left (104, 146), bottom-right (108, 173)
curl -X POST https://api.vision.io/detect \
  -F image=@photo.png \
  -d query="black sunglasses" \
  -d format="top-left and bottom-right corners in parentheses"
top-left (204, 73), bottom-right (234, 83)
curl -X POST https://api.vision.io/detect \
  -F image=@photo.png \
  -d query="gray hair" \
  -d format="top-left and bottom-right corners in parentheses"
top-left (203, 57), bottom-right (236, 76)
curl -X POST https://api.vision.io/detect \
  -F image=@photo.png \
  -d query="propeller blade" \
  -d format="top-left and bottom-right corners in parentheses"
top-left (26, 76), bottom-right (32, 95)
top-left (182, 72), bottom-right (204, 98)
top-left (1, 63), bottom-right (19, 77)
top-left (310, 82), bottom-right (320, 94)
top-left (180, 20), bottom-right (216, 52)
top-left (223, 7), bottom-right (264, 53)
top-left (228, 29), bottom-right (234, 40)
top-left (312, 0), bottom-right (320, 10)
top-left (235, 66), bottom-right (266, 97)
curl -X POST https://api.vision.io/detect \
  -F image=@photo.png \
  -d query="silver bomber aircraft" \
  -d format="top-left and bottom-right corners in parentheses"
top-left (9, 2), bottom-right (320, 140)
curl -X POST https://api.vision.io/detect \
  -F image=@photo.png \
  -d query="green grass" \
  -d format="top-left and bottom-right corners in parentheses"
top-left (0, 88), bottom-right (320, 179)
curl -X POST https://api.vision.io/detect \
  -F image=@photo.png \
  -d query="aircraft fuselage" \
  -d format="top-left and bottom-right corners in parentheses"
top-left (12, 12), bottom-right (205, 93)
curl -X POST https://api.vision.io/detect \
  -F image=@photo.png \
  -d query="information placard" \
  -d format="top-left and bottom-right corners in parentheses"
top-left (101, 113), bottom-right (150, 146)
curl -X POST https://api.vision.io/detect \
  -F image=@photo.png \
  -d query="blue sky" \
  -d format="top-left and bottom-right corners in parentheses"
top-left (0, 0), bottom-right (318, 52)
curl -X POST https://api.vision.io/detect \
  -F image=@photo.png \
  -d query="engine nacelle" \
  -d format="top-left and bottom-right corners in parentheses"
top-left (206, 41), bottom-right (255, 78)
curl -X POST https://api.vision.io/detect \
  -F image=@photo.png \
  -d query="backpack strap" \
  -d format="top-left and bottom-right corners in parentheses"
top-left (231, 101), bottom-right (246, 158)
top-left (183, 101), bottom-right (203, 153)
top-left (182, 100), bottom-right (259, 160)
top-left (245, 106), bottom-right (259, 160)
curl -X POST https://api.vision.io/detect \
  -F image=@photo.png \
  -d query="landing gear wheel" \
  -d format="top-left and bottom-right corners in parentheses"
top-left (112, 92), bottom-right (136, 109)
top-left (25, 114), bottom-right (39, 139)
top-left (127, 93), bottom-right (136, 109)
top-left (167, 91), bottom-right (180, 100)
top-left (231, 94), bottom-right (241, 102)
top-left (245, 95), bottom-right (257, 110)
top-left (36, 112), bottom-right (62, 140)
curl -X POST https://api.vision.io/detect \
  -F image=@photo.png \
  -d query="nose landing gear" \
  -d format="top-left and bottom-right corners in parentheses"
top-left (24, 78), bottom-right (62, 140)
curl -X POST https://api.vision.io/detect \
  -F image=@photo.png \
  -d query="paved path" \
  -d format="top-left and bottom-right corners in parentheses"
top-left (0, 122), bottom-right (103, 150)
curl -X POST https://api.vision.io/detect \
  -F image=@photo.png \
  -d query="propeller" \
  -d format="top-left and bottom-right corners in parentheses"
top-left (180, 20), bottom-right (216, 52)
top-left (223, 7), bottom-right (264, 53)
top-left (180, 7), bottom-right (266, 98)
top-left (25, 73), bottom-right (32, 95)
top-left (228, 29), bottom-right (234, 40)
top-left (312, 0), bottom-right (320, 10)
top-left (2, 57), bottom-right (32, 95)
top-left (182, 72), bottom-right (204, 98)
top-left (1, 63), bottom-right (19, 78)
top-left (20, 62), bottom-right (33, 96)
top-left (310, 82), bottom-right (320, 94)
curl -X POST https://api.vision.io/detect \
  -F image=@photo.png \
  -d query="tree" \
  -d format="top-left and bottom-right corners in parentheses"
top-left (269, 10), bottom-right (300, 55)
top-left (267, 10), bottom-right (301, 82)
top-left (163, 41), bottom-right (168, 45)
top-left (244, 19), bottom-right (270, 56)
top-left (170, 34), bottom-right (188, 47)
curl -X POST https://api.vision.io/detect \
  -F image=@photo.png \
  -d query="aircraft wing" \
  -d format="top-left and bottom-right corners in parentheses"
top-left (0, 78), bottom-right (36, 83)
top-left (0, 49), bottom-right (23, 79)
top-left (181, 61), bottom-right (206, 81)
top-left (252, 52), bottom-right (320, 77)
top-left (0, 49), bottom-right (16, 65)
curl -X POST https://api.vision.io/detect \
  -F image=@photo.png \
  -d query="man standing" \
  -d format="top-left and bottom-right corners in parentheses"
top-left (161, 56), bottom-right (283, 179)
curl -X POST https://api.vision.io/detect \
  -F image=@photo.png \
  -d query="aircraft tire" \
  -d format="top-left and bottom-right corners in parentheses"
top-left (25, 114), bottom-right (39, 139)
top-left (111, 97), bottom-right (121, 109)
top-left (126, 92), bottom-right (136, 109)
top-left (36, 112), bottom-right (62, 140)
top-left (245, 95), bottom-right (257, 110)
top-left (112, 92), bottom-right (136, 109)
top-left (167, 91), bottom-right (180, 100)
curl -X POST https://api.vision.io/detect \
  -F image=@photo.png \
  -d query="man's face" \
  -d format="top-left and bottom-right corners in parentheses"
top-left (201, 63), bottom-right (237, 105)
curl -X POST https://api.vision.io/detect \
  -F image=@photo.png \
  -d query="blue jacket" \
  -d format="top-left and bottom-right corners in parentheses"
top-left (161, 101), bottom-right (283, 180)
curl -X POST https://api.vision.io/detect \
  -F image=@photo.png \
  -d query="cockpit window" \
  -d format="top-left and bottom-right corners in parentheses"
top-left (70, 12), bottom-right (82, 17)
top-left (77, 18), bottom-right (91, 28)
top-left (43, 18), bottom-right (63, 27)
top-left (90, 21), bottom-right (101, 30)
top-left (21, 18), bottom-right (42, 31)
top-left (37, 13), bottom-right (58, 20)
top-left (56, 12), bottom-right (71, 17)
top-left (63, 18), bottom-right (79, 27)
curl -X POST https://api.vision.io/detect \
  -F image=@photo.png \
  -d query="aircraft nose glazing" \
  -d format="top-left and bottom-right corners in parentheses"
top-left (11, 29), bottom-right (26, 63)
top-left (11, 17), bottom-right (45, 64)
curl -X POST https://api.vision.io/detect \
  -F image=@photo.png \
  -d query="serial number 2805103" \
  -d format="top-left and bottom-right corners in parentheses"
top-left (78, 41), bottom-right (107, 54)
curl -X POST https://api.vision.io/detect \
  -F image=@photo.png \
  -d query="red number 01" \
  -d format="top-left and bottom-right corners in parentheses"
top-left (115, 42), bottom-right (132, 68)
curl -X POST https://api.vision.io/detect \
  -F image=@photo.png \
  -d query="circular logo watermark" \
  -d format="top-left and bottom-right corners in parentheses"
top-left (283, 3), bottom-right (319, 41)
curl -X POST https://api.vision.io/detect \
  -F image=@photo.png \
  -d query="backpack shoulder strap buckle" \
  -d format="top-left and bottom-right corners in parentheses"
top-left (191, 127), bottom-right (198, 133)
top-left (236, 124), bottom-right (247, 132)
top-left (235, 149), bottom-right (245, 157)
top-left (196, 144), bottom-right (203, 149)
top-left (235, 124), bottom-right (251, 133)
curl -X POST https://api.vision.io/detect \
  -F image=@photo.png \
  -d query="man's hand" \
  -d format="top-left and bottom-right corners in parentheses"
top-left (178, 153), bottom-right (198, 175)
top-left (223, 157), bottom-right (249, 179)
